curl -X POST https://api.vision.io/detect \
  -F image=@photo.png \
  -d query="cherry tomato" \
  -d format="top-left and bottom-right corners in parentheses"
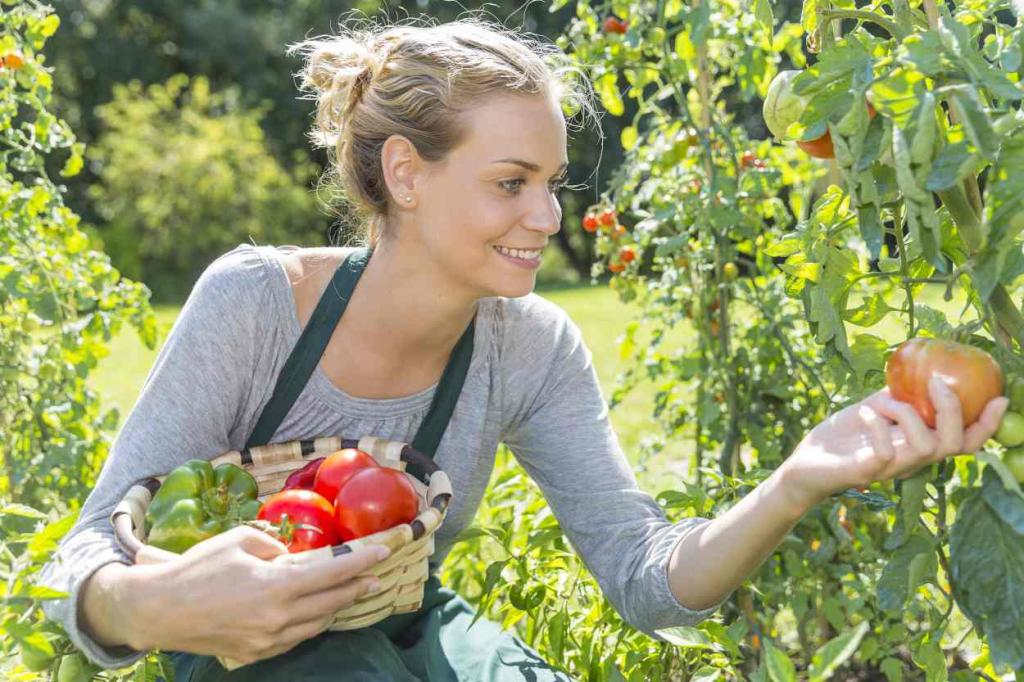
top-left (598, 209), bottom-right (616, 227)
top-left (258, 489), bottom-right (339, 553)
top-left (582, 215), bottom-right (599, 232)
top-left (620, 247), bottom-right (636, 263)
top-left (1008, 375), bottom-right (1024, 412)
top-left (723, 262), bottom-right (739, 281)
top-left (313, 448), bottom-right (378, 505)
top-left (886, 338), bottom-right (1004, 429)
top-left (602, 17), bottom-right (627, 34)
top-left (283, 457), bottom-right (325, 491)
top-left (612, 223), bottom-right (627, 239)
top-left (2, 52), bottom-right (25, 70)
top-left (740, 151), bottom-right (757, 169)
top-left (608, 262), bottom-right (626, 273)
top-left (334, 467), bottom-right (419, 541)
top-left (1003, 447), bottom-right (1024, 483)
top-left (995, 411), bottom-right (1024, 447)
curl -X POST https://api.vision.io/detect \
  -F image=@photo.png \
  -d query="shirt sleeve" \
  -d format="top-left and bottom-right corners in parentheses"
top-left (35, 244), bottom-right (272, 669)
top-left (498, 295), bottom-right (728, 638)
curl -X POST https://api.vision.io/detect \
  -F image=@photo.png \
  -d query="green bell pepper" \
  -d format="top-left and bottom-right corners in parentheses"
top-left (145, 459), bottom-right (261, 553)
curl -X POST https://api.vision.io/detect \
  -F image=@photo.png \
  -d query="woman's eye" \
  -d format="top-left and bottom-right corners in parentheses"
top-left (500, 177), bottom-right (569, 194)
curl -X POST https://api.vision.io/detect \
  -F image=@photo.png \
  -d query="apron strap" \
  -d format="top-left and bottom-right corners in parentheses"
top-left (245, 247), bottom-right (475, 461)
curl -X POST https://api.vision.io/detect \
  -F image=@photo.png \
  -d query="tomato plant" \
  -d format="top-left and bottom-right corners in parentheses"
top-left (258, 489), bottom-right (340, 553)
top-left (333, 467), bottom-right (419, 541)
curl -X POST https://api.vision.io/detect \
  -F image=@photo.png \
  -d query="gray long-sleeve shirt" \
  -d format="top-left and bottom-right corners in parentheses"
top-left (37, 243), bottom-right (725, 669)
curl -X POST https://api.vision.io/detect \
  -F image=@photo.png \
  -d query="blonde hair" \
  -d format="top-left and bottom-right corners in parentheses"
top-left (287, 14), bottom-right (596, 247)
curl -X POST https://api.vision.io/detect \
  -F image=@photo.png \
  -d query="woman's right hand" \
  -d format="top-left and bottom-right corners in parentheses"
top-left (127, 525), bottom-right (389, 665)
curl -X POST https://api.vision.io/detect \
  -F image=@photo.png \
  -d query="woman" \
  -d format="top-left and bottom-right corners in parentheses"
top-left (39, 16), bottom-right (1007, 681)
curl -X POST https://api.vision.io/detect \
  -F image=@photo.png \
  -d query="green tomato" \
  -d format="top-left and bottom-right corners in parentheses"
top-left (1004, 447), bottom-right (1024, 483)
top-left (20, 646), bottom-right (56, 673)
top-left (57, 653), bottom-right (100, 682)
top-left (995, 411), bottom-right (1024, 447)
top-left (1009, 375), bottom-right (1024, 412)
top-left (762, 70), bottom-right (807, 140)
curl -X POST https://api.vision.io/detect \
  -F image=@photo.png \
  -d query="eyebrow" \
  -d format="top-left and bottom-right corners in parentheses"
top-left (493, 158), bottom-right (570, 174)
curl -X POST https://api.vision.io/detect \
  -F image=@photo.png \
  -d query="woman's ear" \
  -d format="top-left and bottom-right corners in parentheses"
top-left (381, 134), bottom-right (423, 208)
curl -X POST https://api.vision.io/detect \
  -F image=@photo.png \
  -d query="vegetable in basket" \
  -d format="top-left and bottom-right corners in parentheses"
top-left (145, 459), bottom-right (261, 553)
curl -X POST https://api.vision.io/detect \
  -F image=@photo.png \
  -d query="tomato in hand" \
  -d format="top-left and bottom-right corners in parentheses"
top-left (258, 489), bottom-right (339, 553)
top-left (334, 467), bottom-right (419, 541)
top-left (886, 338), bottom-right (1004, 429)
top-left (313, 448), bottom-right (378, 504)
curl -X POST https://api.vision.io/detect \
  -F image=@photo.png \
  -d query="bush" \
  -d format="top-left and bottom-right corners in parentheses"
top-left (87, 73), bottom-right (326, 301)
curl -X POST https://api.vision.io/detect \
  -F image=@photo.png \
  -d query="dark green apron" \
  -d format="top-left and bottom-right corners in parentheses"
top-left (167, 247), bottom-right (571, 681)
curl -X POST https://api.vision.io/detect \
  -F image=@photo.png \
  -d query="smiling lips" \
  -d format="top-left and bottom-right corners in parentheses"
top-left (494, 245), bottom-right (542, 261)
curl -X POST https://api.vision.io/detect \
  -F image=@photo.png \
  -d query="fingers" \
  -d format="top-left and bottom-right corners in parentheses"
top-left (964, 396), bottom-right (1010, 452)
top-left (855, 405), bottom-right (896, 476)
top-left (288, 575), bottom-right (382, 624)
top-left (866, 390), bottom-right (936, 455)
top-left (929, 376), bottom-right (964, 456)
top-left (276, 545), bottom-right (390, 598)
top-left (233, 525), bottom-right (290, 560)
top-left (255, 617), bottom-right (335, 662)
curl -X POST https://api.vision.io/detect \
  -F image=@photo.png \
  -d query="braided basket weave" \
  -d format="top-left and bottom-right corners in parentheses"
top-left (110, 436), bottom-right (453, 670)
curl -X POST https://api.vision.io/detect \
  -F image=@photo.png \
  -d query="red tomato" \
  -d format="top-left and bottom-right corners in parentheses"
top-left (620, 247), bottom-right (636, 263)
top-left (334, 467), bottom-right (419, 541)
top-left (582, 215), bottom-right (599, 232)
top-left (282, 457), bottom-right (325, 491)
top-left (602, 17), bottom-right (627, 34)
top-left (258, 489), bottom-right (339, 553)
top-left (740, 151), bottom-right (757, 169)
top-left (796, 130), bottom-right (835, 159)
top-left (608, 262), bottom-right (626, 273)
top-left (313, 448), bottom-right (378, 504)
top-left (598, 209), bottom-right (616, 227)
top-left (886, 338), bottom-right (1004, 429)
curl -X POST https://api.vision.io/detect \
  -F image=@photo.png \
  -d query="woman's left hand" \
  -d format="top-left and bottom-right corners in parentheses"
top-left (779, 376), bottom-right (1009, 511)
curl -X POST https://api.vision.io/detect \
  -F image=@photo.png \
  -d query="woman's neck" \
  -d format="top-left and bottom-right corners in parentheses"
top-left (343, 238), bottom-right (479, 365)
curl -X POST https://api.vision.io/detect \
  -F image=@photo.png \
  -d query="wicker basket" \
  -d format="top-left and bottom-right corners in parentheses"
top-left (110, 435), bottom-right (453, 670)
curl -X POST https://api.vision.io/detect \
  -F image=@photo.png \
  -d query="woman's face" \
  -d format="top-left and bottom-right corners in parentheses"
top-left (398, 92), bottom-right (569, 300)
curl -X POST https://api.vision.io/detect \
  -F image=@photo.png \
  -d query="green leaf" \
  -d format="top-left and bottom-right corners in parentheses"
top-left (981, 466), bottom-right (1024, 535)
top-left (949, 86), bottom-right (999, 160)
top-left (949, 486), bottom-right (1024, 671)
top-left (877, 533), bottom-right (936, 612)
top-left (27, 512), bottom-right (77, 561)
top-left (764, 639), bottom-right (797, 682)
top-left (807, 621), bottom-right (870, 681)
top-left (911, 637), bottom-right (948, 682)
top-left (925, 142), bottom-right (979, 192)
top-left (843, 293), bottom-right (890, 327)
top-left (885, 470), bottom-right (928, 550)
top-left (880, 657), bottom-right (904, 682)
top-left (621, 126), bottom-right (638, 151)
top-left (655, 625), bottom-right (713, 649)
top-left (597, 73), bottom-right (624, 117)
top-left (0, 504), bottom-right (48, 520)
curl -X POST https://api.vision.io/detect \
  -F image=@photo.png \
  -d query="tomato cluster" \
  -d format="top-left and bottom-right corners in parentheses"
top-left (581, 207), bottom-right (636, 274)
top-left (258, 448), bottom-right (419, 553)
